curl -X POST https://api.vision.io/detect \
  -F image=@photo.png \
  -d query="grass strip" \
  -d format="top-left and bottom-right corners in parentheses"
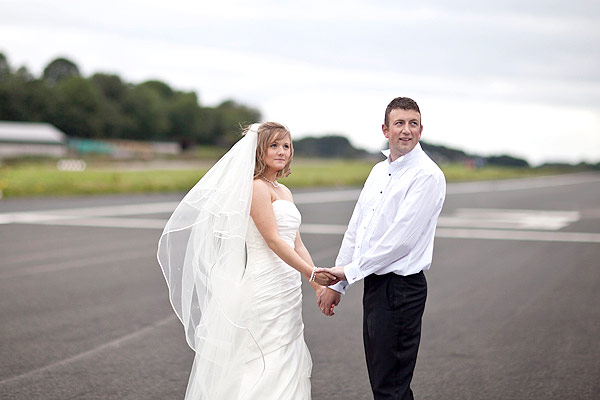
top-left (0, 159), bottom-right (580, 198)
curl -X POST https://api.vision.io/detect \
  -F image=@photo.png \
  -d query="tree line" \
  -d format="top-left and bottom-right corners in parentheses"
top-left (0, 53), bottom-right (261, 147)
top-left (2, 52), bottom-right (595, 168)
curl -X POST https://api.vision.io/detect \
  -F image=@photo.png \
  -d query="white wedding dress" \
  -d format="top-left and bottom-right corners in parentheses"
top-left (184, 199), bottom-right (312, 399)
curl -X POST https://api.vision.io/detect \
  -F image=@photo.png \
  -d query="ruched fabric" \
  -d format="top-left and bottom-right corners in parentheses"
top-left (184, 200), bottom-right (312, 399)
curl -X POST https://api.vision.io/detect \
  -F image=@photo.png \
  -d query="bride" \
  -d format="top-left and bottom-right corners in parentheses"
top-left (157, 122), bottom-right (335, 399)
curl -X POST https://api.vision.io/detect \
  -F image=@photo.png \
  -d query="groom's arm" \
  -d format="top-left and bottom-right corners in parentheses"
top-left (343, 173), bottom-right (446, 285)
top-left (317, 167), bottom-right (377, 313)
top-left (329, 168), bottom-right (376, 294)
top-left (315, 194), bottom-right (362, 315)
top-left (329, 198), bottom-right (362, 294)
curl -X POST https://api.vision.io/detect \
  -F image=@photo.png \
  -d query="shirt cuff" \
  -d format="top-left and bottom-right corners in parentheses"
top-left (344, 260), bottom-right (363, 285)
top-left (329, 281), bottom-right (348, 295)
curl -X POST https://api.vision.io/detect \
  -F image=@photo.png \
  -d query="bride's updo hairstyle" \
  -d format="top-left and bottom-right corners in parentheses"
top-left (252, 122), bottom-right (294, 179)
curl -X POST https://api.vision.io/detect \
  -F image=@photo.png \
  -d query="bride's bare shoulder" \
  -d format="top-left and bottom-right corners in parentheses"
top-left (252, 178), bottom-right (270, 193)
top-left (277, 183), bottom-right (294, 202)
top-left (252, 178), bottom-right (276, 205)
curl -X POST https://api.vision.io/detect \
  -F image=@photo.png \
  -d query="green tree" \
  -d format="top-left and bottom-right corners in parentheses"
top-left (0, 53), bottom-right (21, 120)
top-left (486, 155), bottom-right (530, 168)
top-left (211, 99), bottom-right (261, 146)
top-left (168, 91), bottom-right (202, 145)
top-left (0, 80), bottom-right (23, 120)
top-left (51, 76), bottom-right (103, 138)
top-left (43, 57), bottom-right (80, 86)
top-left (0, 63), bottom-right (46, 121)
top-left (140, 80), bottom-right (174, 99)
top-left (15, 66), bottom-right (34, 82)
top-left (22, 79), bottom-right (54, 122)
top-left (0, 52), bottom-right (265, 148)
top-left (90, 73), bottom-right (132, 138)
top-left (91, 73), bottom-right (128, 103)
top-left (0, 53), bottom-right (10, 81)
top-left (122, 84), bottom-right (169, 140)
top-left (293, 135), bottom-right (368, 158)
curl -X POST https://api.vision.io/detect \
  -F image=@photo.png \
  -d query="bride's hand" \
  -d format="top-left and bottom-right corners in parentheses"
top-left (315, 266), bottom-right (346, 282)
top-left (313, 271), bottom-right (340, 286)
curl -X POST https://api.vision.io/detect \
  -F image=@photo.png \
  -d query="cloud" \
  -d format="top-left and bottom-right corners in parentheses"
top-left (0, 0), bottom-right (598, 164)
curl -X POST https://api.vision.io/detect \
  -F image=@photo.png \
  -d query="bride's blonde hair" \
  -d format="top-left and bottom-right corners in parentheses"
top-left (251, 122), bottom-right (293, 179)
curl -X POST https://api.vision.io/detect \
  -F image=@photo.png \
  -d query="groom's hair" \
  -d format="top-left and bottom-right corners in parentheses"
top-left (384, 97), bottom-right (421, 127)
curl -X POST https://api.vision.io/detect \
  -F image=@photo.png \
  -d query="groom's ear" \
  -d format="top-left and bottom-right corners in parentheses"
top-left (382, 123), bottom-right (390, 139)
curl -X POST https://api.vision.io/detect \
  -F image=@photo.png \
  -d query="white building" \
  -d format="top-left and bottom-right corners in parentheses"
top-left (0, 121), bottom-right (68, 158)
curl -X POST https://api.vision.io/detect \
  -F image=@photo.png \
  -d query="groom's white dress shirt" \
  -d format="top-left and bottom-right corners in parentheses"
top-left (331, 143), bottom-right (446, 294)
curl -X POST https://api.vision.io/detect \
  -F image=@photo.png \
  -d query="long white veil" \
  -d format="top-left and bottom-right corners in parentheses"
top-left (157, 124), bottom-right (263, 398)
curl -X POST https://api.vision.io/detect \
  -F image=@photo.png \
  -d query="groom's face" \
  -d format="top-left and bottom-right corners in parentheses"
top-left (382, 108), bottom-right (422, 160)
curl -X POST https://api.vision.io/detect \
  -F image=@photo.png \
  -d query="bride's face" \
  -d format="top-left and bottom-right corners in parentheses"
top-left (264, 133), bottom-right (291, 173)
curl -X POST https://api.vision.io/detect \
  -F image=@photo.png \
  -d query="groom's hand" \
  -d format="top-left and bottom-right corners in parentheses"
top-left (317, 287), bottom-right (341, 317)
top-left (313, 270), bottom-right (338, 286)
top-left (315, 266), bottom-right (346, 282)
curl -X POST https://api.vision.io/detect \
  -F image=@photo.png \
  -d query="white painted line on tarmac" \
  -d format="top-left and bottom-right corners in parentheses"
top-left (439, 208), bottom-right (581, 230)
top-left (1, 173), bottom-right (599, 225)
top-left (0, 202), bottom-right (178, 224)
top-left (0, 248), bottom-right (151, 279)
top-left (293, 189), bottom-right (361, 204)
top-left (435, 228), bottom-right (600, 243)
top-left (24, 218), bottom-right (599, 244)
top-left (0, 193), bottom-right (362, 225)
top-left (31, 216), bottom-right (167, 229)
top-left (3, 211), bottom-right (599, 244)
top-left (446, 172), bottom-right (600, 194)
top-left (301, 225), bottom-right (600, 243)
top-left (304, 225), bottom-right (600, 243)
top-left (300, 223), bottom-right (348, 234)
top-left (0, 315), bottom-right (175, 387)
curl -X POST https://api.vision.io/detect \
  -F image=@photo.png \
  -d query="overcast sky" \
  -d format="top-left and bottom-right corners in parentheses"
top-left (1, 0), bottom-right (599, 165)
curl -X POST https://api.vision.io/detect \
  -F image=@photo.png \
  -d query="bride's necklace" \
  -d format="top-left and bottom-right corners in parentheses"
top-left (261, 175), bottom-right (280, 188)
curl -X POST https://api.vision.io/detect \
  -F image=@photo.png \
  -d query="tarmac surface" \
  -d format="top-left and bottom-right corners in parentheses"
top-left (1, 172), bottom-right (599, 399)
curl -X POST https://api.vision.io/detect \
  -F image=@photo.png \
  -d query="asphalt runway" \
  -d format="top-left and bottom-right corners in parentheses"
top-left (1, 172), bottom-right (599, 400)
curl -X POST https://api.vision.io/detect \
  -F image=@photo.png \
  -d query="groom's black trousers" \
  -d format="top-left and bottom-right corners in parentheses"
top-left (363, 271), bottom-right (427, 400)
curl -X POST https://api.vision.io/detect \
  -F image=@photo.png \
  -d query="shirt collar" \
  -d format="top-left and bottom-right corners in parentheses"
top-left (381, 142), bottom-right (423, 172)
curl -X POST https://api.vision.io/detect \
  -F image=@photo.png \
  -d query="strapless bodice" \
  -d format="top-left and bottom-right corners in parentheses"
top-left (241, 200), bottom-right (304, 359)
top-left (246, 200), bottom-right (301, 250)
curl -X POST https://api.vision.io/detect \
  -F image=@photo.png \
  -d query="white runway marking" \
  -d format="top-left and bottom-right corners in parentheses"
top-left (0, 247), bottom-right (151, 279)
top-left (446, 172), bottom-right (600, 194)
top-left (435, 228), bottom-right (600, 243)
top-left (439, 208), bottom-right (580, 230)
top-left (1, 208), bottom-right (598, 243)
top-left (305, 225), bottom-right (600, 243)
top-left (7, 217), bottom-right (599, 244)
top-left (0, 315), bottom-right (175, 387)
top-left (1, 172), bottom-right (599, 225)
top-left (301, 223), bottom-right (348, 234)
top-left (0, 192), bottom-right (364, 226)
top-left (1, 173), bottom-right (598, 243)
top-left (32, 216), bottom-right (167, 230)
top-left (0, 202), bottom-right (177, 224)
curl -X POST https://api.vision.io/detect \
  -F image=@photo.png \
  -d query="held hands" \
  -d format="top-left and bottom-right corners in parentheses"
top-left (311, 266), bottom-right (345, 317)
top-left (315, 266), bottom-right (346, 282)
top-left (317, 286), bottom-right (341, 316)
top-left (309, 267), bottom-right (338, 286)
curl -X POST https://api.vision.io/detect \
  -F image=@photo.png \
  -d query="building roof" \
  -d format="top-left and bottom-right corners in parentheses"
top-left (0, 121), bottom-right (67, 144)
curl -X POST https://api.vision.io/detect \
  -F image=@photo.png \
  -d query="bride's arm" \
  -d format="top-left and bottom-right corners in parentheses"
top-left (293, 232), bottom-right (323, 293)
top-left (251, 180), bottom-right (315, 281)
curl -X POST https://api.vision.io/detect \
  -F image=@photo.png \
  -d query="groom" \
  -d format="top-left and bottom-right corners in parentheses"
top-left (317, 97), bottom-right (446, 399)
